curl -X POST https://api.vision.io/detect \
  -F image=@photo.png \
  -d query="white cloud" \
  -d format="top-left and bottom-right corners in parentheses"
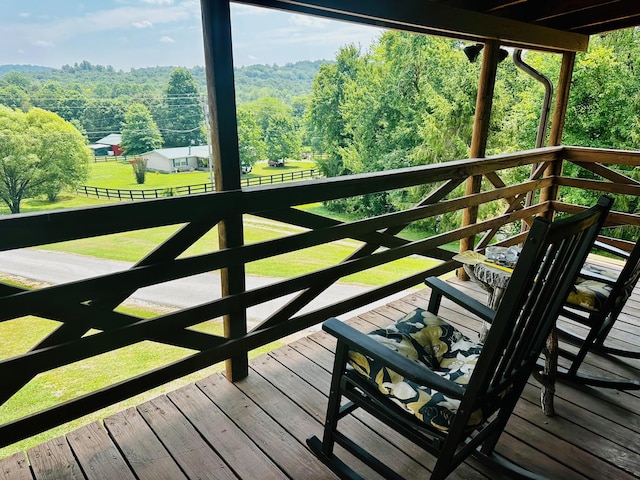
top-left (132, 19), bottom-right (153, 28)
top-left (33, 40), bottom-right (54, 48)
top-left (231, 4), bottom-right (270, 17)
top-left (288, 14), bottom-right (329, 28)
top-left (141, 0), bottom-right (174, 4)
top-left (160, 35), bottom-right (175, 43)
top-left (18, 12), bottom-right (30, 18)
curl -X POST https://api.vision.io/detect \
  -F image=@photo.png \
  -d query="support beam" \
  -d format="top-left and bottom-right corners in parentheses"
top-left (201, 0), bottom-right (249, 381)
top-left (540, 51), bottom-right (576, 207)
top-left (459, 40), bottom-right (501, 280)
top-left (236, 0), bottom-right (588, 53)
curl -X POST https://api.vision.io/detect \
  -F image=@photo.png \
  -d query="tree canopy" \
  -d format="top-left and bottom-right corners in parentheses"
top-left (0, 106), bottom-right (90, 213)
top-left (121, 103), bottom-right (163, 155)
top-left (161, 68), bottom-right (206, 148)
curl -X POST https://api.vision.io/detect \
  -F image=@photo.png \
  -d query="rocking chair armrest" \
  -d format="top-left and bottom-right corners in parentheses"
top-left (424, 276), bottom-right (496, 324)
top-left (575, 270), bottom-right (617, 285)
top-left (323, 318), bottom-right (465, 399)
top-left (594, 240), bottom-right (630, 260)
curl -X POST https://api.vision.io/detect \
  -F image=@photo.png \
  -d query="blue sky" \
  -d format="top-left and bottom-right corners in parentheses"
top-left (1, 1), bottom-right (384, 70)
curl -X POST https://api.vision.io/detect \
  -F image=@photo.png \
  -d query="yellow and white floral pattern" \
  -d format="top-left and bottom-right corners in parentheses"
top-left (348, 308), bottom-right (486, 432)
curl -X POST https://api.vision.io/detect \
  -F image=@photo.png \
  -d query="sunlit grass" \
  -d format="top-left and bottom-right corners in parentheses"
top-left (0, 298), bottom-right (283, 459)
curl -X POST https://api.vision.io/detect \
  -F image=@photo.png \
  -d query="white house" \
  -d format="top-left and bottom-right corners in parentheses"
top-left (142, 146), bottom-right (211, 173)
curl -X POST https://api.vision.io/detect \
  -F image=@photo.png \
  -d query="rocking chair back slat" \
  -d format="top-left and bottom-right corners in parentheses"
top-left (472, 209), bottom-right (607, 403)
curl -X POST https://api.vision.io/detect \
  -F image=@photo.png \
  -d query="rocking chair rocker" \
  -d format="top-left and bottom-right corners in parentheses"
top-left (307, 196), bottom-right (613, 480)
top-left (557, 236), bottom-right (640, 390)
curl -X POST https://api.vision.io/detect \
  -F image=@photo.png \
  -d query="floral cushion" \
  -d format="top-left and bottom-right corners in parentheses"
top-left (566, 279), bottom-right (612, 311)
top-left (347, 308), bottom-right (485, 432)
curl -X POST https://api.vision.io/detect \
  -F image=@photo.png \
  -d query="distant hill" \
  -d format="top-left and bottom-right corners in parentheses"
top-left (0, 60), bottom-right (330, 105)
top-left (0, 64), bottom-right (53, 76)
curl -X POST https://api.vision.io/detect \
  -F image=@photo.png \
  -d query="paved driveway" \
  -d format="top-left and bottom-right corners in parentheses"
top-left (0, 249), bottom-right (410, 324)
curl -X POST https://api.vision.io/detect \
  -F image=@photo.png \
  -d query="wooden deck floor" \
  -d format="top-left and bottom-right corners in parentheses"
top-left (2, 274), bottom-right (640, 479)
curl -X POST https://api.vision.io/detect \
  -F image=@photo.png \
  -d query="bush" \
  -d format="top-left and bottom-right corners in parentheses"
top-left (130, 157), bottom-right (148, 184)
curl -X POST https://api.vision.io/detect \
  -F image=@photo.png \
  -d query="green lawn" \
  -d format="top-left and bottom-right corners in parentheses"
top-left (84, 159), bottom-right (317, 189)
top-left (0, 296), bottom-right (283, 459)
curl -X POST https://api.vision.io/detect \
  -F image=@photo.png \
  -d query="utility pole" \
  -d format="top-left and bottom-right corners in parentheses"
top-left (202, 96), bottom-right (215, 191)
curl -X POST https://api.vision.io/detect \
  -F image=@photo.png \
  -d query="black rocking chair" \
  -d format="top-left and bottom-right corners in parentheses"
top-left (556, 236), bottom-right (640, 389)
top-left (307, 196), bottom-right (613, 480)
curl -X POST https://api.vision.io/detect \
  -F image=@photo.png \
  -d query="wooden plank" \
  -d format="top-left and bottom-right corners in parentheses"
top-left (0, 452), bottom-right (33, 480)
top-left (103, 407), bottom-right (187, 480)
top-left (136, 395), bottom-right (236, 480)
top-left (196, 373), bottom-right (339, 479)
top-left (518, 386), bottom-right (640, 476)
top-left (166, 384), bottom-right (287, 480)
top-left (28, 436), bottom-right (84, 480)
top-left (563, 146), bottom-right (640, 165)
top-left (556, 177), bottom-right (640, 196)
top-left (66, 421), bottom-right (135, 480)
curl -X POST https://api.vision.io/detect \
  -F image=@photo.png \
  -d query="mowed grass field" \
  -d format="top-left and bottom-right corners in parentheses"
top-left (0, 158), bottom-right (441, 458)
top-left (85, 158), bottom-right (318, 189)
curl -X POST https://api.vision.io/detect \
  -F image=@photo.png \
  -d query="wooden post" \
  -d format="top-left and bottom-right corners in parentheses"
top-left (539, 51), bottom-right (576, 417)
top-left (540, 51), bottom-right (576, 207)
top-left (200, 0), bottom-right (249, 381)
top-left (458, 40), bottom-right (501, 280)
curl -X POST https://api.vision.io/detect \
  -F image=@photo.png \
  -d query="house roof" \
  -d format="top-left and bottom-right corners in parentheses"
top-left (238, 0), bottom-right (640, 53)
top-left (96, 133), bottom-right (122, 146)
top-left (144, 145), bottom-right (211, 160)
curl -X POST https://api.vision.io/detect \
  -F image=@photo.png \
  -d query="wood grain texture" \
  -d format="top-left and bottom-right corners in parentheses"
top-left (167, 384), bottom-right (287, 480)
top-left (103, 407), bottom-right (187, 480)
top-left (28, 437), bottom-right (83, 480)
top-left (66, 422), bottom-right (135, 480)
top-left (137, 395), bottom-right (236, 480)
top-left (0, 452), bottom-right (33, 480)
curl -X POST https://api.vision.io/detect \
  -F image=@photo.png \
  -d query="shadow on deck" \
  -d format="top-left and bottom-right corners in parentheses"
top-left (2, 274), bottom-right (639, 479)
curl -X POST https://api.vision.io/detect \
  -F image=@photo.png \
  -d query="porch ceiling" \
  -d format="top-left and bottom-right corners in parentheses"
top-left (235, 0), bottom-right (640, 53)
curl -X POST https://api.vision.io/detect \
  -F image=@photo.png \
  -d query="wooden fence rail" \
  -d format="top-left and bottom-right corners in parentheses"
top-left (76, 169), bottom-right (320, 200)
top-left (2, 146), bottom-right (640, 449)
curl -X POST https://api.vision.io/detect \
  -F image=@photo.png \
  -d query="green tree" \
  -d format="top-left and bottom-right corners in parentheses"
top-left (565, 32), bottom-right (640, 149)
top-left (0, 106), bottom-right (41, 213)
top-left (236, 106), bottom-right (266, 167)
top-left (305, 44), bottom-right (361, 177)
top-left (0, 106), bottom-right (90, 213)
top-left (80, 99), bottom-right (127, 142)
top-left (121, 103), bottom-right (163, 155)
top-left (30, 82), bottom-right (87, 124)
top-left (25, 108), bottom-right (91, 202)
top-left (161, 68), bottom-right (205, 148)
top-left (265, 112), bottom-right (301, 161)
top-left (0, 84), bottom-right (30, 110)
top-left (245, 97), bottom-right (301, 161)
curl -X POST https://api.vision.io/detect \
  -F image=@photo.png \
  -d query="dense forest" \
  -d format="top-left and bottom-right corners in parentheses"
top-left (303, 29), bottom-right (640, 238)
top-left (0, 60), bottom-right (325, 105)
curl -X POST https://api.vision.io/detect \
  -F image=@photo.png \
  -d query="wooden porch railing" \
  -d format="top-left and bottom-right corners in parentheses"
top-left (1, 145), bottom-right (639, 449)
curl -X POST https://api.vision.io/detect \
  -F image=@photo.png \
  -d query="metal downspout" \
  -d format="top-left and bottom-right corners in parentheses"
top-left (513, 49), bottom-right (553, 214)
